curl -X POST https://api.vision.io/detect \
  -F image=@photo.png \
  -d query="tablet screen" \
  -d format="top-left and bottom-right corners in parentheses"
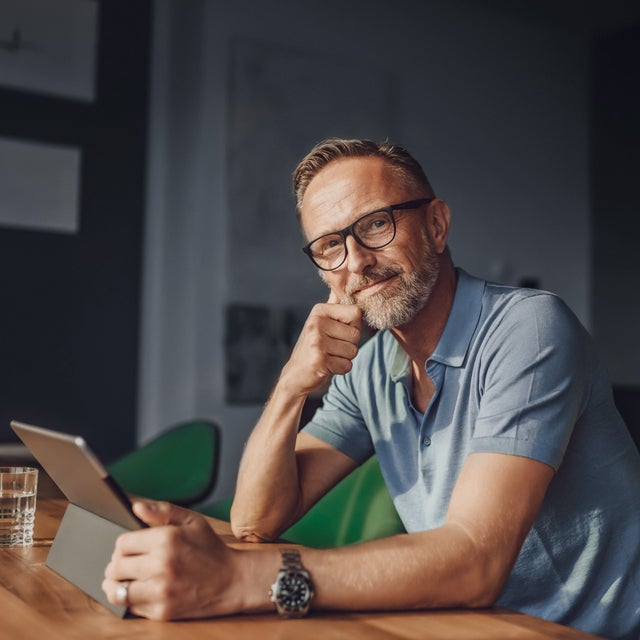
top-left (10, 421), bottom-right (144, 530)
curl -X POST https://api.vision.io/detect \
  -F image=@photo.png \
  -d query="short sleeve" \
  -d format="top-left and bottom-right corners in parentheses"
top-left (470, 293), bottom-right (591, 470)
top-left (302, 368), bottom-right (375, 464)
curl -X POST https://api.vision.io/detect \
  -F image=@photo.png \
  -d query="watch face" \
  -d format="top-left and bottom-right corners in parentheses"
top-left (277, 571), bottom-right (312, 611)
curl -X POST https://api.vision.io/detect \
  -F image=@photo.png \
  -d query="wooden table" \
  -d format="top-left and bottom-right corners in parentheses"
top-left (0, 496), bottom-right (602, 640)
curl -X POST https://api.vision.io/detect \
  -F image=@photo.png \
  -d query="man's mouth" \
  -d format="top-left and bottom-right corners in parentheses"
top-left (347, 271), bottom-right (399, 298)
top-left (351, 274), bottom-right (398, 298)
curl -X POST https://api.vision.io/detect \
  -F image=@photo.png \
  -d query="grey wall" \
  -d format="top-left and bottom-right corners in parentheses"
top-left (139, 0), bottom-right (591, 501)
top-left (592, 25), bottom-right (640, 386)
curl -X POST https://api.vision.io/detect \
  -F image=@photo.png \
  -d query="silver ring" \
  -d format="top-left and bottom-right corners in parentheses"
top-left (115, 580), bottom-right (131, 606)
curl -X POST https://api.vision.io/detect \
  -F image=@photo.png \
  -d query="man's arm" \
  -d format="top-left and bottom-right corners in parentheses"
top-left (103, 451), bottom-right (553, 620)
top-left (230, 295), bottom-right (362, 541)
top-left (306, 451), bottom-right (554, 610)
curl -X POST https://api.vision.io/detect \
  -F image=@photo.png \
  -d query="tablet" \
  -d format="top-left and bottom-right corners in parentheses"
top-left (10, 420), bottom-right (144, 530)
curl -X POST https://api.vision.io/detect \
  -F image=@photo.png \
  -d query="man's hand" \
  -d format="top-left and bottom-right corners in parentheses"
top-left (279, 291), bottom-right (362, 397)
top-left (102, 501), bottom-right (263, 620)
top-left (231, 292), bottom-right (361, 541)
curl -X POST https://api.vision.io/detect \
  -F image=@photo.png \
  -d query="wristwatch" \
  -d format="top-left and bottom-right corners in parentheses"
top-left (269, 549), bottom-right (314, 618)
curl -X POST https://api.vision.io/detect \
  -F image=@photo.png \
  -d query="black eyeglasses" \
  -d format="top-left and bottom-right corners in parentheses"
top-left (302, 198), bottom-right (432, 271)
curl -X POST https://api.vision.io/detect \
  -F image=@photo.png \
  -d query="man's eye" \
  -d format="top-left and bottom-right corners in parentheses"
top-left (360, 215), bottom-right (391, 234)
top-left (315, 236), bottom-right (342, 255)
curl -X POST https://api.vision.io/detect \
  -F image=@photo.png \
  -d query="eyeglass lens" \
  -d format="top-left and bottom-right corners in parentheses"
top-left (308, 209), bottom-right (395, 270)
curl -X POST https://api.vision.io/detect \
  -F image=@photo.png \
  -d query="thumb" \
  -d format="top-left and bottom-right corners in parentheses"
top-left (132, 499), bottom-right (194, 527)
top-left (328, 289), bottom-right (340, 304)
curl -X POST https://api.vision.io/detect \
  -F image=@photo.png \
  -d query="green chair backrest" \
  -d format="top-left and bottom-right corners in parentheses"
top-left (282, 455), bottom-right (405, 547)
top-left (199, 455), bottom-right (405, 548)
top-left (108, 420), bottom-right (219, 506)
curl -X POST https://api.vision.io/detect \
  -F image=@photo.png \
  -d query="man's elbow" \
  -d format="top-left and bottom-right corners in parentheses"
top-left (230, 494), bottom-right (304, 543)
top-left (230, 506), bottom-right (285, 542)
top-left (458, 556), bottom-right (511, 608)
top-left (463, 584), bottom-right (502, 609)
top-left (231, 523), bottom-right (278, 543)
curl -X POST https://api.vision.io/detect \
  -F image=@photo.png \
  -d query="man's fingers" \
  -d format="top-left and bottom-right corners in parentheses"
top-left (322, 315), bottom-right (361, 345)
top-left (105, 547), bottom-right (153, 580)
top-left (281, 294), bottom-right (363, 395)
top-left (326, 321), bottom-right (361, 349)
top-left (325, 290), bottom-right (362, 329)
top-left (325, 354), bottom-right (356, 376)
top-left (112, 525), bottom-right (169, 556)
top-left (111, 502), bottom-right (203, 557)
top-left (102, 575), bottom-right (164, 619)
top-left (302, 302), bottom-right (363, 370)
top-left (132, 500), bottom-right (195, 527)
top-left (312, 301), bottom-right (362, 331)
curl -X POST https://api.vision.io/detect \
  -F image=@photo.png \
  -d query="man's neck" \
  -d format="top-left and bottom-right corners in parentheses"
top-left (389, 260), bottom-right (457, 367)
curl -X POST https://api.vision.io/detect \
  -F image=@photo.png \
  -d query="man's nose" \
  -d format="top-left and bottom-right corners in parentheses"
top-left (344, 234), bottom-right (376, 274)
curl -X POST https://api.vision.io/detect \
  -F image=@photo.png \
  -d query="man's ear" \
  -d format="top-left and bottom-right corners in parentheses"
top-left (428, 199), bottom-right (451, 254)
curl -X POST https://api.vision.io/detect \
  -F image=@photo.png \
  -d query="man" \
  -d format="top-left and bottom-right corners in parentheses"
top-left (103, 139), bottom-right (640, 639)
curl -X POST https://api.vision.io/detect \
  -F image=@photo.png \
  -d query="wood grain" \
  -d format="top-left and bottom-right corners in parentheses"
top-left (0, 497), bottom-right (603, 640)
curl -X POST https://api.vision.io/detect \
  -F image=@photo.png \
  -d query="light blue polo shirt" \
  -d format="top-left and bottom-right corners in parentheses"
top-left (304, 269), bottom-right (640, 639)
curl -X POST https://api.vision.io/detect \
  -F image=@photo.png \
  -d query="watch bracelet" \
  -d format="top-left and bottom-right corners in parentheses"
top-left (281, 549), bottom-right (304, 571)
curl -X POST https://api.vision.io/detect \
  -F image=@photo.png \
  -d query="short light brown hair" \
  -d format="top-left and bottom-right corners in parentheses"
top-left (293, 138), bottom-right (435, 218)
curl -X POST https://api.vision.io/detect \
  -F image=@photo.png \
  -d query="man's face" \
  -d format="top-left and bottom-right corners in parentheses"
top-left (300, 157), bottom-right (441, 330)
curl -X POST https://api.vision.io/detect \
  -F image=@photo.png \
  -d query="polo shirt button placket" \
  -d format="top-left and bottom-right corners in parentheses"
top-left (420, 360), bottom-right (440, 451)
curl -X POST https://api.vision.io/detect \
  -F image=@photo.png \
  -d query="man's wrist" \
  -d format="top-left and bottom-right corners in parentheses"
top-left (274, 365), bottom-right (313, 401)
top-left (232, 548), bottom-right (283, 615)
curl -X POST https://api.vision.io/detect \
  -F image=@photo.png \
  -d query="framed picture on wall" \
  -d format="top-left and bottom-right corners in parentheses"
top-left (0, 136), bottom-right (81, 234)
top-left (0, 0), bottom-right (98, 102)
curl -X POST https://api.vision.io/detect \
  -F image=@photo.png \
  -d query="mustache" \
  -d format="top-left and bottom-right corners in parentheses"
top-left (345, 266), bottom-right (403, 297)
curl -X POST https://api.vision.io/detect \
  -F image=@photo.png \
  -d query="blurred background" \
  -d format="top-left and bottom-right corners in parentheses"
top-left (0, 0), bottom-right (638, 504)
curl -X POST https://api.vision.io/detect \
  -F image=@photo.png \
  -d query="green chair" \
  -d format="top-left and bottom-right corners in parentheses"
top-left (199, 455), bottom-right (405, 548)
top-left (108, 419), bottom-right (220, 506)
top-left (201, 496), bottom-right (234, 521)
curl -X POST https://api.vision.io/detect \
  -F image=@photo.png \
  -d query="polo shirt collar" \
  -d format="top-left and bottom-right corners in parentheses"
top-left (430, 268), bottom-right (484, 367)
top-left (389, 268), bottom-right (484, 380)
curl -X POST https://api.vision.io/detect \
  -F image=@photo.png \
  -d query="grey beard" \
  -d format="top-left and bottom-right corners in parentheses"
top-left (336, 258), bottom-right (440, 331)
